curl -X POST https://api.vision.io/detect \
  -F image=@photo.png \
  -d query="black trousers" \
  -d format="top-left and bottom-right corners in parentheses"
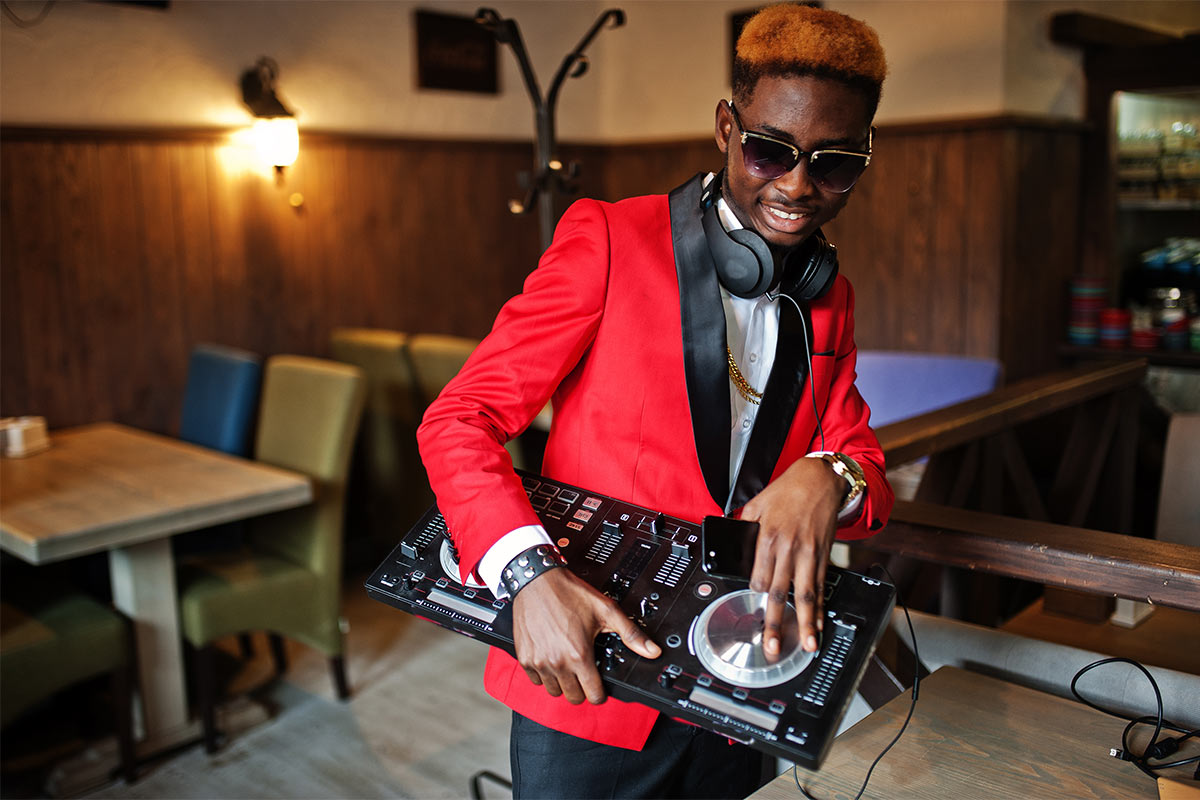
top-left (510, 711), bottom-right (768, 800)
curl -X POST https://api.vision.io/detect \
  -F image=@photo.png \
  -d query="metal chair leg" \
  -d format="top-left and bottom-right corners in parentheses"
top-left (268, 633), bottom-right (288, 676)
top-left (237, 632), bottom-right (256, 660)
top-left (111, 661), bottom-right (137, 782)
top-left (330, 655), bottom-right (350, 700)
top-left (194, 644), bottom-right (222, 754)
top-left (470, 769), bottom-right (513, 800)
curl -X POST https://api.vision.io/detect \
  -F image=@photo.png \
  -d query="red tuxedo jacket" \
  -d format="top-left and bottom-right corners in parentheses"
top-left (417, 189), bottom-right (893, 750)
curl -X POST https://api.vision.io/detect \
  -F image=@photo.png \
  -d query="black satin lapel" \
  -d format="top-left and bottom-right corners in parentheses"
top-left (670, 174), bottom-right (730, 509)
top-left (728, 300), bottom-right (813, 511)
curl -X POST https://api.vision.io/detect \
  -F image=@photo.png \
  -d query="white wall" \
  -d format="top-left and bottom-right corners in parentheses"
top-left (1004, 0), bottom-right (1200, 120)
top-left (0, 0), bottom-right (608, 138)
top-left (2, 0), bottom-right (1198, 140)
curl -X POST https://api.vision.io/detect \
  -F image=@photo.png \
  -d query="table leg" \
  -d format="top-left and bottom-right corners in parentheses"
top-left (109, 538), bottom-right (201, 754)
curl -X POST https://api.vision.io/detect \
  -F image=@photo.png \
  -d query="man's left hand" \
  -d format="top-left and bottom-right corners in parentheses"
top-left (739, 457), bottom-right (845, 655)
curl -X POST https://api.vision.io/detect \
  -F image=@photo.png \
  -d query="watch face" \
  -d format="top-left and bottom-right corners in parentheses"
top-left (809, 453), bottom-right (865, 511)
top-left (827, 454), bottom-right (865, 509)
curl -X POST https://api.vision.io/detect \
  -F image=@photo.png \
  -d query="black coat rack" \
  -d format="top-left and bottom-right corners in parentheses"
top-left (475, 7), bottom-right (625, 252)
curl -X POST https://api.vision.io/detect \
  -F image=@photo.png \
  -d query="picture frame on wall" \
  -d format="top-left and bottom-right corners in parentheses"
top-left (415, 9), bottom-right (499, 94)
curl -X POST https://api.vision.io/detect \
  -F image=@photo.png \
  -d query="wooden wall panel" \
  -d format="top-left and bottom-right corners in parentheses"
top-left (825, 120), bottom-right (1081, 380)
top-left (1, 131), bottom-right (545, 434)
top-left (1002, 127), bottom-right (1083, 378)
top-left (0, 118), bottom-right (1081, 436)
top-left (962, 128), bottom-right (1006, 366)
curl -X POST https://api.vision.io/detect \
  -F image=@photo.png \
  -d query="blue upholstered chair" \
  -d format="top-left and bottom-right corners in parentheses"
top-left (853, 350), bottom-right (1002, 502)
top-left (854, 351), bottom-right (1003, 429)
top-left (176, 344), bottom-right (263, 556)
top-left (179, 343), bottom-right (263, 457)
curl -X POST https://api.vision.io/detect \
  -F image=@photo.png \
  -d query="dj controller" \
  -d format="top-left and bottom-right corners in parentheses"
top-left (365, 469), bottom-right (895, 768)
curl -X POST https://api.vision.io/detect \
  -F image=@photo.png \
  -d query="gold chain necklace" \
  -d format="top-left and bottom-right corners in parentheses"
top-left (726, 346), bottom-right (763, 405)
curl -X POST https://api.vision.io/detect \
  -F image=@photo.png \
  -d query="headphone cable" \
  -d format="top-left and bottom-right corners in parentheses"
top-left (774, 290), bottom-right (826, 452)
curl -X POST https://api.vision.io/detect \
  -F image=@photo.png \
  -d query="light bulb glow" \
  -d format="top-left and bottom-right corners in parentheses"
top-left (252, 117), bottom-right (299, 167)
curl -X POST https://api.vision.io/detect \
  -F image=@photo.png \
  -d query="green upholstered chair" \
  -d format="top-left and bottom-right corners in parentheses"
top-left (176, 355), bottom-right (366, 753)
top-left (406, 334), bottom-right (480, 409)
top-left (1, 574), bottom-right (136, 782)
top-left (329, 328), bottom-right (431, 559)
top-left (407, 333), bottom-right (540, 470)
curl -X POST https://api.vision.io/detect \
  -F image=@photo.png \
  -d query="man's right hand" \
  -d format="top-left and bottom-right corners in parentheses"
top-left (511, 567), bottom-right (662, 705)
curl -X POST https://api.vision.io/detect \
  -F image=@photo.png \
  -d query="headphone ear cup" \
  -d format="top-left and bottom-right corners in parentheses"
top-left (701, 201), bottom-right (778, 298)
top-left (725, 229), bottom-right (777, 296)
top-left (781, 234), bottom-right (839, 301)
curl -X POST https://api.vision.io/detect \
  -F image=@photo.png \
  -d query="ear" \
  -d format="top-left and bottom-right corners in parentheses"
top-left (715, 99), bottom-right (733, 156)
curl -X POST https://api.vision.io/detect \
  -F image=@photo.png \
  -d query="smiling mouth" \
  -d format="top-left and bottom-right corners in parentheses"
top-left (764, 205), bottom-right (811, 222)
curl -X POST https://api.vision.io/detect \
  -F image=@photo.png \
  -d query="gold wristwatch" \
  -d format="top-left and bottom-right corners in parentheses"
top-left (813, 452), bottom-right (867, 511)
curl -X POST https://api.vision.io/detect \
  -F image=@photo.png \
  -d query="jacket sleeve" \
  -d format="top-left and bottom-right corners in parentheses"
top-left (818, 280), bottom-right (894, 540)
top-left (416, 199), bottom-right (611, 577)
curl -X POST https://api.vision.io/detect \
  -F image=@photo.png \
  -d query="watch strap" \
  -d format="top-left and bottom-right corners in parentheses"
top-left (806, 451), bottom-right (867, 512)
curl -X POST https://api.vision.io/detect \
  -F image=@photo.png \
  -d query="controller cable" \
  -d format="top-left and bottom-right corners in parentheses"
top-left (793, 563), bottom-right (919, 800)
top-left (773, 290), bottom-right (915, 796)
top-left (1070, 657), bottom-right (1200, 781)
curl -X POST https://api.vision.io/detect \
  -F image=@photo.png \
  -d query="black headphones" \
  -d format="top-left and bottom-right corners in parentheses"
top-left (699, 170), bottom-right (838, 301)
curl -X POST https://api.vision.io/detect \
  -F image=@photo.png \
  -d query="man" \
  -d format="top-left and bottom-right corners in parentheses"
top-left (418, 4), bottom-right (894, 797)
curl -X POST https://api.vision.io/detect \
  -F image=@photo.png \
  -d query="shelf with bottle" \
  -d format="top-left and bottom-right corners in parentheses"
top-left (1117, 117), bottom-right (1200, 207)
top-left (1070, 238), bottom-right (1200, 360)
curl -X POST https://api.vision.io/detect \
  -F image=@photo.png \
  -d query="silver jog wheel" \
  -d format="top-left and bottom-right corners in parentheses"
top-left (691, 589), bottom-right (816, 688)
top-left (439, 538), bottom-right (487, 589)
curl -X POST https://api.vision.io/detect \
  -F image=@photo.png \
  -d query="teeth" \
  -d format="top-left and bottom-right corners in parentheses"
top-left (766, 206), bottom-right (806, 221)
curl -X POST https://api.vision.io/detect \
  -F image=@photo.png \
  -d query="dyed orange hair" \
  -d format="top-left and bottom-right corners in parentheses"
top-left (733, 3), bottom-right (886, 111)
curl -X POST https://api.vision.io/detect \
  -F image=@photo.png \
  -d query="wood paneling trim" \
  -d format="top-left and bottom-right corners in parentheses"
top-left (0, 117), bottom-right (1086, 434)
top-left (4, 113), bottom-right (1089, 145)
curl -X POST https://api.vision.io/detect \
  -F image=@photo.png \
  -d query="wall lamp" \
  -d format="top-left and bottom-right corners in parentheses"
top-left (240, 57), bottom-right (299, 172)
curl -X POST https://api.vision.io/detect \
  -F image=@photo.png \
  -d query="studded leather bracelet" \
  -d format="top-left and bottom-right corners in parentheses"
top-left (501, 544), bottom-right (567, 599)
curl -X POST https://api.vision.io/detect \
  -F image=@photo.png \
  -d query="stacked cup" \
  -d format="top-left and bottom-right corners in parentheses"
top-left (1163, 317), bottom-right (1190, 351)
top-left (1099, 308), bottom-right (1132, 349)
top-left (1067, 276), bottom-right (1105, 346)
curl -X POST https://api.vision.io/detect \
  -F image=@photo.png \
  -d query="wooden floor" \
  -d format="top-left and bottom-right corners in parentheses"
top-left (78, 574), bottom-right (514, 799)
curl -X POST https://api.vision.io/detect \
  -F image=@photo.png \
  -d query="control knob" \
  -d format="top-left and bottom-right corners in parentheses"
top-left (594, 632), bottom-right (625, 672)
top-left (638, 596), bottom-right (659, 622)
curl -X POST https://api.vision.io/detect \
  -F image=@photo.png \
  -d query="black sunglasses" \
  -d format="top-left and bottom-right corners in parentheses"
top-left (729, 103), bottom-right (873, 193)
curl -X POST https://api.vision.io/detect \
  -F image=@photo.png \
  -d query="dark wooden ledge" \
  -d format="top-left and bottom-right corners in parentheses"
top-left (865, 501), bottom-right (1200, 613)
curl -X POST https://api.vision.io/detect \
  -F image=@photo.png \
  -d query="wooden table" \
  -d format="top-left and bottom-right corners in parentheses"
top-left (751, 667), bottom-right (1195, 800)
top-left (0, 423), bottom-right (312, 754)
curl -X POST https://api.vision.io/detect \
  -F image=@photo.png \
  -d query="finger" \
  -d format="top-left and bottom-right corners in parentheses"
top-left (558, 672), bottom-right (590, 706)
top-left (521, 665), bottom-right (544, 687)
top-left (763, 565), bottom-right (791, 657)
top-left (813, 546), bottom-right (830, 635)
top-left (572, 659), bottom-right (609, 705)
top-left (539, 672), bottom-right (564, 698)
top-left (607, 612), bottom-right (661, 660)
top-left (791, 548), bottom-right (820, 653)
top-left (748, 527), bottom-right (776, 596)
